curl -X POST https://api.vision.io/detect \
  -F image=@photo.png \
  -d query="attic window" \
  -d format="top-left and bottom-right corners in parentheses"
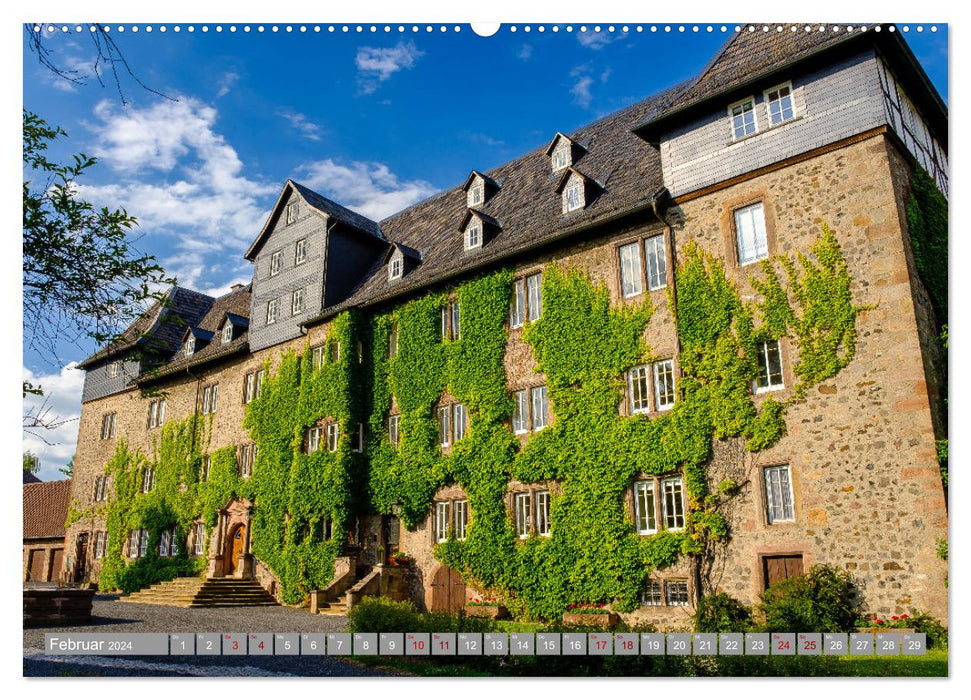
top-left (107, 361), bottom-right (121, 378)
top-left (552, 145), bottom-right (571, 171)
top-left (389, 254), bottom-right (403, 281)
top-left (222, 324), bottom-right (233, 344)
top-left (465, 222), bottom-right (482, 251)
top-left (185, 337), bottom-right (196, 357)
top-left (565, 181), bottom-right (584, 212)
top-left (729, 98), bottom-right (758, 139)
top-left (469, 183), bottom-right (484, 207)
top-left (286, 201), bottom-right (298, 225)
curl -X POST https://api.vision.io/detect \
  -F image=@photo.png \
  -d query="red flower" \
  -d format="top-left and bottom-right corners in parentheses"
top-left (876, 619), bottom-right (884, 625)
top-left (892, 616), bottom-right (898, 621)
top-left (568, 604), bottom-right (574, 610)
top-left (901, 614), bottom-right (909, 619)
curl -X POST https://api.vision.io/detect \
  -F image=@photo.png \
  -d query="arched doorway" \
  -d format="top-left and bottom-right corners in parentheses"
top-left (429, 565), bottom-right (466, 613)
top-left (224, 524), bottom-right (245, 576)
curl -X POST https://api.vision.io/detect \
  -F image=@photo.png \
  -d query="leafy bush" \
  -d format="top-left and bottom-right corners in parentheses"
top-left (694, 592), bottom-right (753, 632)
top-left (907, 611), bottom-right (948, 649)
top-left (757, 565), bottom-right (861, 632)
top-left (347, 596), bottom-right (492, 634)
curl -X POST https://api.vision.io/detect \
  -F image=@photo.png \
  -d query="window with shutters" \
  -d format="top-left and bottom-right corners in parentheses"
top-left (762, 554), bottom-right (804, 590)
top-left (764, 464), bottom-right (795, 524)
top-left (435, 502), bottom-right (449, 543)
top-left (514, 492), bottom-right (531, 539)
top-left (733, 202), bottom-right (769, 265)
top-left (754, 340), bottom-right (784, 392)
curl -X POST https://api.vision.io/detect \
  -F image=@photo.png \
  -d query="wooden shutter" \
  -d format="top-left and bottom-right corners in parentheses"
top-left (763, 554), bottom-right (804, 589)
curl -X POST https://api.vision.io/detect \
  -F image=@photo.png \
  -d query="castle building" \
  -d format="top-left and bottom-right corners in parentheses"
top-left (63, 27), bottom-right (948, 624)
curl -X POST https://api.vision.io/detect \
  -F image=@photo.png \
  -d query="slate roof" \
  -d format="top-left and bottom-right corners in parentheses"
top-left (23, 471), bottom-right (41, 484)
top-left (23, 479), bottom-right (72, 540)
top-left (139, 284), bottom-right (252, 381)
top-left (305, 81), bottom-right (689, 324)
top-left (78, 286), bottom-right (214, 369)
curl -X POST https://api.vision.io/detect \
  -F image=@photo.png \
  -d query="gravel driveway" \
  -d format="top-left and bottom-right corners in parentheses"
top-left (23, 594), bottom-right (397, 677)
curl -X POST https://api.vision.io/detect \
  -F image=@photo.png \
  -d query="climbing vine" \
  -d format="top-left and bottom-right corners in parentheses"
top-left (95, 223), bottom-right (865, 618)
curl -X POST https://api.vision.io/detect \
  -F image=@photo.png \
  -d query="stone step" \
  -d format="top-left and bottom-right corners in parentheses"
top-left (123, 576), bottom-right (279, 608)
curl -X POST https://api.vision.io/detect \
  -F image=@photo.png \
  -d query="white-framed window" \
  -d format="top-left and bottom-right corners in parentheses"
top-left (729, 97), bottom-right (758, 139)
top-left (256, 370), bottom-right (265, 399)
top-left (535, 489), bottom-right (551, 536)
top-left (286, 201), bottom-right (298, 225)
top-left (305, 426), bottom-right (322, 454)
top-left (193, 522), bottom-right (206, 556)
top-left (148, 399), bottom-right (166, 429)
top-left (628, 365), bottom-right (651, 414)
top-left (141, 467), bottom-right (155, 494)
top-left (526, 273), bottom-right (542, 322)
top-left (734, 202), bottom-right (769, 265)
top-left (754, 340), bottom-right (784, 392)
top-left (101, 412), bottom-right (117, 439)
top-left (452, 404), bottom-right (466, 442)
top-left (201, 455), bottom-right (211, 482)
top-left (201, 384), bottom-right (218, 414)
top-left (312, 345), bottom-right (325, 371)
top-left (665, 580), bottom-right (690, 606)
top-left (653, 360), bottom-right (676, 411)
top-left (510, 278), bottom-right (526, 328)
top-left (388, 414), bottom-right (400, 447)
top-left (129, 529), bottom-right (148, 559)
top-left (245, 372), bottom-right (256, 404)
top-left (566, 181), bottom-right (583, 212)
top-left (221, 323), bottom-right (232, 344)
top-left (465, 223), bottom-right (482, 251)
top-left (644, 235), bottom-right (667, 291)
top-left (107, 361), bottom-right (121, 378)
top-left (619, 242), bottom-right (643, 298)
top-left (469, 183), bottom-right (484, 207)
top-left (351, 423), bottom-right (364, 453)
top-left (239, 443), bottom-right (256, 477)
top-left (270, 250), bottom-right (282, 276)
top-left (633, 480), bottom-right (657, 534)
top-left (450, 302), bottom-right (461, 340)
top-left (641, 580), bottom-right (663, 606)
top-left (437, 406), bottom-right (451, 447)
top-left (512, 390), bottom-right (528, 434)
top-left (159, 529), bottom-right (171, 557)
top-left (292, 288), bottom-right (304, 315)
top-left (266, 299), bottom-right (278, 325)
top-left (514, 493), bottom-right (531, 539)
top-left (389, 254), bottom-right (403, 281)
top-left (93, 531), bottom-right (107, 559)
top-left (764, 464), bottom-right (795, 524)
top-left (93, 475), bottom-right (109, 502)
top-left (295, 238), bottom-right (307, 265)
top-left (765, 82), bottom-right (795, 125)
top-left (435, 502), bottom-right (449, 543)
top-left (326, 423), bottom-right (339, 452)
top-left (661, 477), bottom-right (686, 531)
top-left (453, 500), bottom-right (469, 540)
top-left (185, 337), bottom-right (196, 357)
top-left (531, 386), bottom-right (549, 431)
top-left (552, 145), bottom-right (571, 171)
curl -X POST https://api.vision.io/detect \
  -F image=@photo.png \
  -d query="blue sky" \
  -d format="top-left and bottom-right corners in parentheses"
top-left (21, 23), bottom-right (948, 478)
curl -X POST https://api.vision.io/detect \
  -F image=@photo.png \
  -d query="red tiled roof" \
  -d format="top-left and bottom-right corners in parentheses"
top-left (23, 480), bottom-right (72, 540)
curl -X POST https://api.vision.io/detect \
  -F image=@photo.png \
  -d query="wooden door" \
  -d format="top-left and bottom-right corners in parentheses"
top-left (226, 525), bottom-right (245, 575)
top-left (27, 549), bottom-right (45, 581)
top-left (430, 566), bottom-right (466, 613)
top-left (49, 549), bottom-right (64, 583)
top-left (74, 533), bottom-right (89, 581)
top-left (763, 554), bottom-right (804, 590)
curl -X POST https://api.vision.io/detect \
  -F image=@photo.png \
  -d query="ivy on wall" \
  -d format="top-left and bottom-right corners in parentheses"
top-left (94, 224), bottom-right (864, 618)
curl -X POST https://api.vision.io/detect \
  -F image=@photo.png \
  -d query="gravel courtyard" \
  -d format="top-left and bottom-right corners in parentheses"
top-left (23, 594), bottom-right (397, 677)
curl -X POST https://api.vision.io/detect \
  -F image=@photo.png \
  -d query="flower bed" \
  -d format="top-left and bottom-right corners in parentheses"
top-left (465, 596), bottom-right (508, 619)
top-left (563, 603), bottom-right (618, 628)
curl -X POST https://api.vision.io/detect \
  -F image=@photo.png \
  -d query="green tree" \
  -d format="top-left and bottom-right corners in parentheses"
top-left (23, 451), bottom-right (40, 474)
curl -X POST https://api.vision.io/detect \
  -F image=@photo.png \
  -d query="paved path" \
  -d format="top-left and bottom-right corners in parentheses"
top-left (23, 594), bottom-right (395, 677)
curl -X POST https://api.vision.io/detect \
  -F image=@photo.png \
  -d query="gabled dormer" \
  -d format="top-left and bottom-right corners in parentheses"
top-left (459, 210), bottom-right (501, 252)
top-left (554, 168), bottom-right (600, 214)
top-left (386, 242), bottom-right (422, 282)
top-left (182, 327), bottom-right (214, 358)
top-left (219, 312), bottom-right (249, 345)
top-left (545, 132), bottom-right (585, 173)
top-left (462, 170), bottom-right (500, 208)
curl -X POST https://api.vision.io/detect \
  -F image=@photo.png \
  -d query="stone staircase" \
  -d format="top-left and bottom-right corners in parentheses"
top-left (314, 591), bottom-right (349, 616)
top-left (123, 577), bottom-right (278, 608)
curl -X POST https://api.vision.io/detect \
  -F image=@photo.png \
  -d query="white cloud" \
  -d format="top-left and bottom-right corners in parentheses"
top-left (77, 97), bottom-right (277, 287)
top-left (278, 110), bottom-right (323, 141)
top-left (23, 363), bottom-right (85, 481)
top-left (462, 131), bottom-right (505, 148)
top-left (216, 71), bottom-right (239, 98)
top-left (296, 158), bottom-right (437, 221)
top-left (571, 74), bottom-right (595, 108)
top-left (355, 42), bottom-right (423, 94)
top-left (576, 29), bottom-right (624, 50)
top-left (517, 44), bottom-right (533, 61)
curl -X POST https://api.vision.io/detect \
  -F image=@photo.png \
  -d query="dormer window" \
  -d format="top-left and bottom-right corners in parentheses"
top-left (107, 361), bottom-right (121, 378)
top-left (389, 254), bottom-right (403, 281)
top-left (469, 183), bottom-right (483, 207)
top-left (286, 201), bottom-right (298, 225)
top-left (222, 324), bottom-right (233, 344)
top-left (552, 145), bottom-right (571, 171)
top-left (566, 181), bottom-right (583, 212)
top-left (463, 171), bottom-right (499, 208)
top-left (729, 98), bottom-right (758, 139)
top-left (765, 82), bottom-right (795, 125)
top-left (546, 132), bottom-right (582, 173)
top-left (185, 337), bottom-right (196, 357)
top-left (465, 222), bottom-right (482, 251)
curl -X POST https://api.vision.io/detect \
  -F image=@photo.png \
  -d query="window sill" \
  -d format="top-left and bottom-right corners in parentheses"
top-left (753, 385), bottom-right (785, 395)
top-left (727, 115), bottom-right (803, 147)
